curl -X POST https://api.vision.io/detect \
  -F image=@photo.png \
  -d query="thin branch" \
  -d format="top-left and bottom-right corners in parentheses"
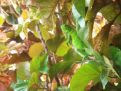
top-left (36, 23), bottom-right (62, 89)
top-left (0, 6), bottom-right (8, 16)
top-left (36, 23), bottom-right (52, 90)
top-left (36, 23), bottom-right (48, 53)
top-left (48, 0), bottom-right (59, 19)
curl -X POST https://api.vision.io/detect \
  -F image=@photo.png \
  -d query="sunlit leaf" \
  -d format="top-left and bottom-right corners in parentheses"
top-left (21, 9), bottom-right (28, 20)
top-left (56, 41), bottom-right (70, 57)
top-left (70, 61), bottom-right (102, 91)
top-left (28, 43), bottom-right (44, 58)
top-left (0, 15), bottom-right (5, 26)
top-left (17, 62), bottom-right (30, 80)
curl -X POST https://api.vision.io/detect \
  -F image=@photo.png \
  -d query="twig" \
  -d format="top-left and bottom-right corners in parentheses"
top-left (36, 23), bottom-right (61, 89)
top-left (7, 0), bottom-right (19, 17)
top-left (36, 23), bottom-right (48, 53)
top-left (36, 23), bottom-right (51, 90)
top-left (0, 6), bottom-right (8, 16)
top-left (48, 0), bottom-right (59, 19)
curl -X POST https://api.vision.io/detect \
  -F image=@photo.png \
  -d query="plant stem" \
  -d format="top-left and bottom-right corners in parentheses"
top-left (36, 23), bottom-right (48, 53)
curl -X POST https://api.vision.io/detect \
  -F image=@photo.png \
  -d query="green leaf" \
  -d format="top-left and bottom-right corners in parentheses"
top-left (46, 36), bottom-right (64, 52)
top-left (49, 60), bottom-right (74, 78)
top-left (74, 0), bottom-right (85, 17)
top-left (72, 5), bottom-right (89, 41)
top-left (11, 79), bottom-right (28, 91)
top-left (56, 41), bottom-right (70, 57)
top-left (16, 6), bottom-right (22, 15)
top-left (6, 14), bottom-right (18, 24)
top-left (39, 24), bottom-right (53, 41)
top-left (6, 31), bottom-right (15, 38)
top-left (56, 86), bottom-right (70, 91)
top-left (64, 49), bottom-right (81, 61)
top-left (30, 54), bottom-right (49, 73)
top-left (22, 21), bottom-right (29, 37)
top-left (103, 56), bottom-right (119, 78)
top-left (31, 0), bottom-right (56, 19)
top-left (100, 3), bottom-right (120, 22)
top-left (50, 49), bottom-right (81, 79)
top-left (70, 61), bottom-right (102, 91)
top-left (17, 62), bottom-right (30, 80)
top-left (72, 5), bottom-right (80, 22)
top-left (114, 14), bottom-right (121, 24)
top-left (109, 46), bottom-right (121, 67)
top-left (100, 70), bottom-right (108, 89)
top-left (28, 72), bottom-right (39, 88)
top-left (28, 19), bottom-right (39, 31)
top-left (72, 5), bottom-right (86, 28)
top-left (15, 24), bottom-right (23, 36)
top-left (0, 43), bottom-right (7, 50)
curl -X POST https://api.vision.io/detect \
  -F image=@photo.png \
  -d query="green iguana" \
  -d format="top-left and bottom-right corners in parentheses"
top-left (61, 24), bottom-right (93, 58)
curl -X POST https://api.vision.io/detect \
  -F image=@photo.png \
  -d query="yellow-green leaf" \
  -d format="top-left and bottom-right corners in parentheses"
top-left (56, 41), bottom-right (70, 56)
top-left (28, 43), bottom-right (44, 58)
top-left (28, 72), bottom-right (39, 88)
top-left (21, 9), bottom-right (28, 20)
top-left (0, 15), bottom-right (5, 26)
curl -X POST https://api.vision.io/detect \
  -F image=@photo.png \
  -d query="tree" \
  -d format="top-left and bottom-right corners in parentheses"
top-left (0, 0), bottom-right (121, 91)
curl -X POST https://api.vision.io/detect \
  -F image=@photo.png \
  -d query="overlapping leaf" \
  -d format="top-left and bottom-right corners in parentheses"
top-left (70, 61), bottom-right (102, 91)
top-left (109, 46), bottom-right (121, 67)
top-left (100, 3), bottom-right (120, 22)
top-left (30, 54), bottom-right (48, 73)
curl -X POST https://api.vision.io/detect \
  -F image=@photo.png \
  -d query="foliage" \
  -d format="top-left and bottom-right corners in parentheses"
top-left (0, 0), bottom-right (121, 91)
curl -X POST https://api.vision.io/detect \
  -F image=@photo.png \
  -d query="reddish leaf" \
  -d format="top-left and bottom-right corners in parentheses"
top-left (0, 82), bottom-right (7, 91)
top-left (0, 75), bottom-right (12, 87)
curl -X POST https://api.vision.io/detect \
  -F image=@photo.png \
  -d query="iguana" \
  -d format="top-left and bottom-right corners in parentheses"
top-left (61, 24), bottom-right (93, 58)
